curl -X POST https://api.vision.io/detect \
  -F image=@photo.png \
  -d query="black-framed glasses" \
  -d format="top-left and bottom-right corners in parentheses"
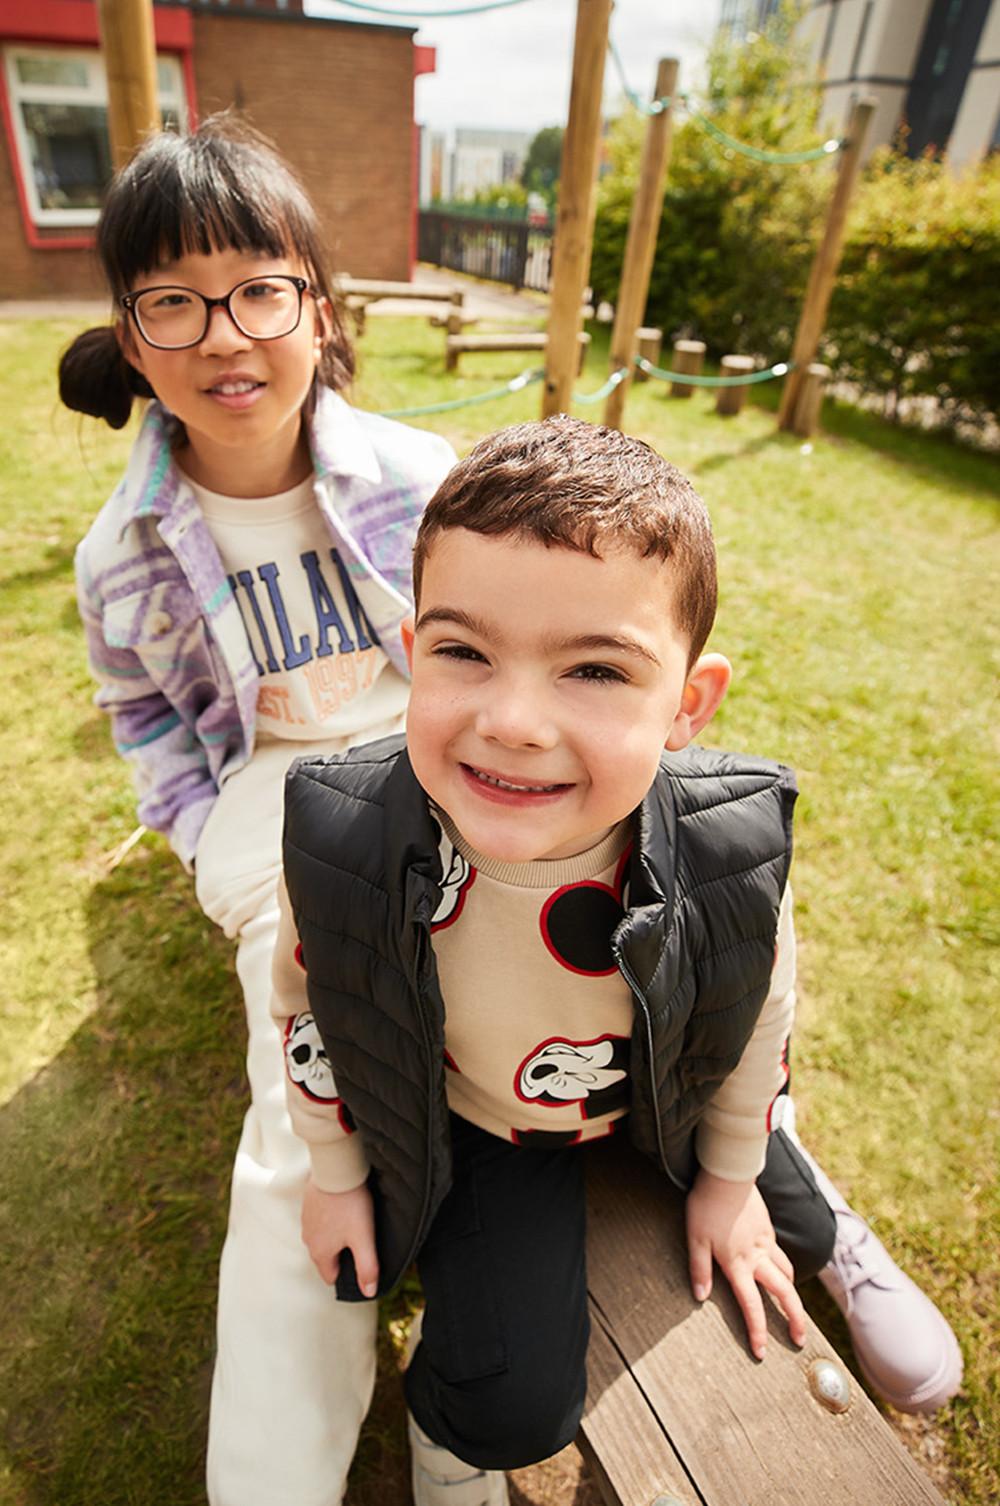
top-left (119, 275), bottom-right (312, 350)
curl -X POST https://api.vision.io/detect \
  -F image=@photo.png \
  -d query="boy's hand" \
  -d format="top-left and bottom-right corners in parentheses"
top-left (301, 1177), bottom-right (379, 1298)
top-left (686, 1167), bottom-right (806, 1359)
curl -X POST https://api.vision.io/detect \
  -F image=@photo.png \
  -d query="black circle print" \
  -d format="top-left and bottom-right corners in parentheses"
top-left (540, 882), bottom-right (624, 977)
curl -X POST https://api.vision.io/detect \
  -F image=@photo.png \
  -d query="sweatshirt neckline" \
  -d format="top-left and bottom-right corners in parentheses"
top-left (435, 808), bottom-right (631, 888)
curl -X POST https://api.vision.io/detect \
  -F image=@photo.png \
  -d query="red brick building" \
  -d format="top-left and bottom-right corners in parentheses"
top-left (0, 0), bottom-right (435, 299)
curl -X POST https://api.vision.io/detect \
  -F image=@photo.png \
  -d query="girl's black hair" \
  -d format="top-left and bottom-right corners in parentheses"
top-left (59, 112), bottom-right (354, 429)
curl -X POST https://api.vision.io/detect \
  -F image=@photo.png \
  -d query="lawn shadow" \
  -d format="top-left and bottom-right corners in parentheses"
top-left (692, 428), bottom-right (788, 477)
top-left (819, 399), bottom-right (1000, 502)
top-left (0, 840), bottom-right (413, 1505)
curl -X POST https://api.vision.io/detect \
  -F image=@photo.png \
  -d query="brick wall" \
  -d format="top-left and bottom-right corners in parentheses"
top-left (191, 12), bottom-right (415, 282)
top-left (0, 8), bottom-right (415, 299)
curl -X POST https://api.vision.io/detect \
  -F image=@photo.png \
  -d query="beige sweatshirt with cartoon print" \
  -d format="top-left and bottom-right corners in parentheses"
top-left (271, 815), bottom-right (795, 1193)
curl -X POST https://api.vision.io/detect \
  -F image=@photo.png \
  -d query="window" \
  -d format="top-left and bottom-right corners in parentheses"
top-left (4, 46), bottom-right (187, 229)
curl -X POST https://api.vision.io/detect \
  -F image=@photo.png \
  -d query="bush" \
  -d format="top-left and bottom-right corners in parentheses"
top-left (828, 151), bottom-right (1000, 427)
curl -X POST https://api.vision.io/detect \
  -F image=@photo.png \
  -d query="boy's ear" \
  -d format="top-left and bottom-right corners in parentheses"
top-left (665, 653), bottom-right (731, 751)
top-left (401, 615), bottom-right (415, 671)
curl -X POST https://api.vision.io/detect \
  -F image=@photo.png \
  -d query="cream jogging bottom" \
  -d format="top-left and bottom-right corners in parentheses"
top-left (195, 733), bottom-right (399, 1506)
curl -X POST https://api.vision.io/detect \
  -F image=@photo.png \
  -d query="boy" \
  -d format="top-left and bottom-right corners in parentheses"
top-left (272, 419), bottom-right (961, 1505)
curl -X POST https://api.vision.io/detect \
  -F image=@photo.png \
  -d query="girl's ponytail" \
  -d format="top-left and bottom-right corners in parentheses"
top-left (58, 326), bottom-right (154, 430)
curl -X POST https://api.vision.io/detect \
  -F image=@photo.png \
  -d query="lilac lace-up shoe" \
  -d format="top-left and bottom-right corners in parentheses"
top-left (786, 1120), bottom-right (963, 1414)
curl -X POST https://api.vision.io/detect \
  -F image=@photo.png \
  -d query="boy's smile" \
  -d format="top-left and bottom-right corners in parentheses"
top-left (405, 529), bottom-right (730, 863)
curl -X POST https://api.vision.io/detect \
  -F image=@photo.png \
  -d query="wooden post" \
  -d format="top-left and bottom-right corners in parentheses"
top-left (97, 0), bottom-right (160, 172)
top-left (715, 355), bottom-right (756, 415)
top-left (669, 339), bottom-right (705, 397)
top-left (542, 0), bottom-right (613, 418)
top-left (447, 289), bottom-right (465, 336)
top-left (603, 58), bottom-right (678, 430)
top-left (634, 327), bottom-right (662, 382)
top-left (789, 362), bottom-right (830, 437)
top-left (778, 97), bottom-right (875, 433)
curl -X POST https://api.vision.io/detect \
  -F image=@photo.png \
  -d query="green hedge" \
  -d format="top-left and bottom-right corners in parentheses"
top-left (829, 153), bottom-right (1000, 428)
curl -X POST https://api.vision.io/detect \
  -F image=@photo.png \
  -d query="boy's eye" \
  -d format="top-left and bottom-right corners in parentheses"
top-left (432, 642), bottom-right (487, 664)
top-left (568, 662), bottom-right (628, 685)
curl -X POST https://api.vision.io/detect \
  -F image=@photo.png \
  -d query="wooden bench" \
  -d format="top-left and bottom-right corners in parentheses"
top-left (339, 277), bottom-right (464, 334)
top-left (445, 329), bottom-right (590, 374)
top-left (579, 1141), bottom-right (947, 1506)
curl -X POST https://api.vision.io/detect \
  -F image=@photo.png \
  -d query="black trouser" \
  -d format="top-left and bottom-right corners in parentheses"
top-left (404, 1114), bottom-right (835, 1472)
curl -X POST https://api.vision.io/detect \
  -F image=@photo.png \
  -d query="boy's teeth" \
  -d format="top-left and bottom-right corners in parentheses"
top-left (474, 769), bottom-right (559, 793)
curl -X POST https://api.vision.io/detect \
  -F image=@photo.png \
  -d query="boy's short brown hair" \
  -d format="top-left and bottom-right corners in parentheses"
top-left (412, 416), bottom-right (718, 663)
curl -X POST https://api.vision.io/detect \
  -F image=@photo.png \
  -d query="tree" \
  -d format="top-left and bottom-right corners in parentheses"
top-left (521, 125), bottom-right (563, 205)
top-left (589, 0), bottom-right (827, 359)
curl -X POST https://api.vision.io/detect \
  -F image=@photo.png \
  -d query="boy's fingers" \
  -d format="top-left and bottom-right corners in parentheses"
top-left (758, 1262), bottom-right (807, 1347)
top-left (730, 1268), bottom-right (768, 1358)
top-left (688, 1239), bottom-right (713, 1303)
top-left (771, 1244), bottom-right (795, 1284)
top-left (351, 1237), bottom-right (380, 1300)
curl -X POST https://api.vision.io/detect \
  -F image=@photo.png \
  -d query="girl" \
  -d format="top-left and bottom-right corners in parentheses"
top-left (62, 115), bottom-right (456, 1506)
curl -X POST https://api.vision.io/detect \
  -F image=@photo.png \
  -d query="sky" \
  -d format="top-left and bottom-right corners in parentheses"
top-left (307, 0), bottom-right (726, 137)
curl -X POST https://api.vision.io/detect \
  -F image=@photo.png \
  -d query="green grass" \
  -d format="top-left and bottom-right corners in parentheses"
top-left (1, 313), bottom-right (997, 1504)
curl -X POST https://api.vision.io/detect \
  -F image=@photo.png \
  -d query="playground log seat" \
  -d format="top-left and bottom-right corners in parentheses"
top-left (446, 329), bottom-right (591, 375)
top-left (578, 1141), bottom-right (948, 1506)
top-left (339, 277), bottom-right (465, 335)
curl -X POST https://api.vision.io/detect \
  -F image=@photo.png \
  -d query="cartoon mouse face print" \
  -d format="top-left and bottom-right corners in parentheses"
top-left (430, 820), bottom-right (476, 931)
top-left (284, 1011), bottom-right (338, 1102)
top-left (516, 1034), bottom-right (629, 1112)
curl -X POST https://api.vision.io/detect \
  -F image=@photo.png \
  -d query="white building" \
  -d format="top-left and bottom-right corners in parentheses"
top-left (418, 125), bottom-right (532, 204)
top-left (719, 0), bottom-right (1000, 165)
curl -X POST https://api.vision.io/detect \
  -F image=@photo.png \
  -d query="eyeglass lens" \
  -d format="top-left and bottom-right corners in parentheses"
top-left (132, 277), bottom-right (302, 348)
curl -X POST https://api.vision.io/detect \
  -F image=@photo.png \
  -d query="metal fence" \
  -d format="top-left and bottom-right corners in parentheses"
top-left (417, 210), bottom-right (554, 292)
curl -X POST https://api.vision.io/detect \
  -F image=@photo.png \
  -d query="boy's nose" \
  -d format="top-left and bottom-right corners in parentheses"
top-left (474, 684), bottom-right (558, 751)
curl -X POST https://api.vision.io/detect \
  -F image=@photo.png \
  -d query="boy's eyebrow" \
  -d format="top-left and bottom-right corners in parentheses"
top-left (414, 606), bottom-right (487, 635)
top-left (555, 632), bottom-right (662, 666)
top-left (414, 609), bottom-right (662, 666)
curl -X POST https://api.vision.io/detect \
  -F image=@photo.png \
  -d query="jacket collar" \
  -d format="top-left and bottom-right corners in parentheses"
top-left (115, 385), bottom-right (382, 540)
top-left (629, 759), bottom-right (676, 914)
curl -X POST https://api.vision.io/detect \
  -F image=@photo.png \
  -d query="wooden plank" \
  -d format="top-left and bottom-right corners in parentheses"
top-left (449, 333), bottom-right (549, 352)
top-left (582, 1143), bottom-right (947, 1506)
top-left (339, 278), bottom-right (461, 301)
top-left (581, 1317), bottom-right (698, 1506)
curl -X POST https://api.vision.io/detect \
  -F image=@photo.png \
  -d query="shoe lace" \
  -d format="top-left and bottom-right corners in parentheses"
top-left (827, 1211), bottom-right (888, 1307)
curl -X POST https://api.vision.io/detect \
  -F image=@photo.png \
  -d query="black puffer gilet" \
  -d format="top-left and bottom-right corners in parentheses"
top-left (282, 735), bottom-right (796, 1301)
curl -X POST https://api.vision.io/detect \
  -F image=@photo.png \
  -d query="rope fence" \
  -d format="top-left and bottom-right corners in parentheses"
top-left (379, 367), bottom-right (543, 418)
top-left (635, 356), bottom-right (792, 387)
top-left (572, 367), bottom-right (628, 405)
top-left (377, 355), bottom-right (792, 421)
top-left (608, 38), bottom-right (843, 163)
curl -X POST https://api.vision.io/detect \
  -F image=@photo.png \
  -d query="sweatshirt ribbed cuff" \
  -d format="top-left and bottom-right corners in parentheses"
top-left (308, 1135), bottom-right (371, 1194)
top-left (695, 1121), bottom-right (768, 1183)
